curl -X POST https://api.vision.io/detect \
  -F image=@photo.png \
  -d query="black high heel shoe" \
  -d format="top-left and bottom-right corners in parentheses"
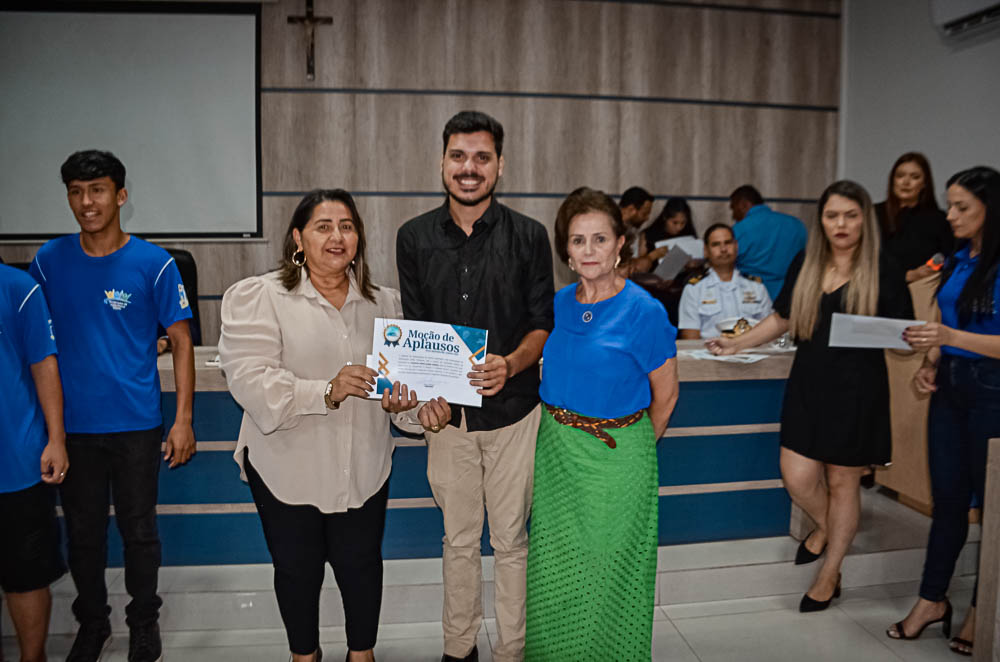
top-left (799, 574), bottom-right (841, 612)
top-left (794, 530), bottom-right (827, 565)
top-left (886, 600), bottom-right (952, 640)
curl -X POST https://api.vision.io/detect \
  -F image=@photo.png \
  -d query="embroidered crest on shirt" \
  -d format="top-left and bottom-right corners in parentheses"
top-left (178, 284), bottom-right (190, 309)
top-left (104, 289), bottom-right (132, 311)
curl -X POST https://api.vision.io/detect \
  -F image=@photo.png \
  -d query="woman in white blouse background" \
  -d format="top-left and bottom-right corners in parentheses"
top-left (219, 189), bottom-right (422, 662)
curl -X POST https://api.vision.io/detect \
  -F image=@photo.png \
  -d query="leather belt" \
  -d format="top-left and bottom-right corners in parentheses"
top-left (544, 404), bottom-right (643, 449)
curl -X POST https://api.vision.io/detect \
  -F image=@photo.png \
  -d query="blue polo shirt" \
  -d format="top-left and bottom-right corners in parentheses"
top-left (1, 265), bottom-right (58, 493)
top-left (29, 235), bottom-right (192, 434)
top-left (734, 204), bottom-right (808, 300)
top-left (938, 245), bottom-right (1000, 359)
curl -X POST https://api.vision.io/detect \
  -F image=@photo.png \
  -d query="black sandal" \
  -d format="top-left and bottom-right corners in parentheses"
top-left (949, 636), bottom-right (973, 656)
top-left (886, 600), bottom-right (952, 640)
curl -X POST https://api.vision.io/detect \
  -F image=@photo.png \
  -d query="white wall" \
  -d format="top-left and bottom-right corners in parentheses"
top-left (839, 0), bottom-right (1000, 204)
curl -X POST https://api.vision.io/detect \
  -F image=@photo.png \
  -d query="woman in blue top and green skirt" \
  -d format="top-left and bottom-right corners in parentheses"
top-left (888, 166), bottom-right (1000, 657)
top-left (525, 187), bottom-right (679, 661)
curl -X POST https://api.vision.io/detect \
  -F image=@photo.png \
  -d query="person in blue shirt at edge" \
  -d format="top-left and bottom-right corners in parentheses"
top-left (678, 223), bottom-right (772, 339)
top-left (889, 166), bottom-right (1000, 658)
top-left (0, 264), bottom-right (70, 662)
top-left (729, 184), bottom-right (808, 301)
top-left (28, 150), bottom-right (196, 662)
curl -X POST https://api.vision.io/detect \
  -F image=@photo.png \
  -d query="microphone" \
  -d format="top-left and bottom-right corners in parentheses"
top-left (925, 253), bottom-right (945, 272)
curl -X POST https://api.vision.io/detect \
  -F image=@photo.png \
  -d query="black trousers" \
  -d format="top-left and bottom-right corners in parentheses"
top-left (244, 449), bottom-right (389, 654)
top-left (60, 427), bottom-right (164, 628)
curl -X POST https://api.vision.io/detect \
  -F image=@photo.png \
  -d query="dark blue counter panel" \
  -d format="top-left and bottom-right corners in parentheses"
top-left (387, 446), bottom-right (434, 499)
top-left (157, 451), bottom-right (251, 504)
top-left (668, 380), bottom-right (786, 428)
top-left (658, 489), bottom-right (791, 545)
top-left (91, 489), bottom-right (789, 565)
top-left (160, 378), bottom-right (788, 440)
top-left (162, 391), bottom-right (244, 442)
top-left (141, 380), bottom-right (790, 565)
top-left (658, 433), bottom-right (782, 486)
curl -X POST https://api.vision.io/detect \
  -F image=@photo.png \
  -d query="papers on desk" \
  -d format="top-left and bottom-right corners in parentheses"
top-left (654, 235), bottom-right (703, 256)
top-left (679, 349), bottom-right (770, 364)
top-left (652, 246), bottom-right (692, 280)
top-left (829, 313), bottom-right (923, 350)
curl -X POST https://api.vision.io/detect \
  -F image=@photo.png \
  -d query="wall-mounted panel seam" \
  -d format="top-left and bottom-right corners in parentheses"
top-left (565, 0), bottom-right (840, 20)
top-left (262, 191), bottom-right (819, 204)
top-left (259, 87), bottom-right (837, 113)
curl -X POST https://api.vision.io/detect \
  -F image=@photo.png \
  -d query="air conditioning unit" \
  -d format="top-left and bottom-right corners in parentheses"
top-left (930, 0), bottom-right (1000, 39)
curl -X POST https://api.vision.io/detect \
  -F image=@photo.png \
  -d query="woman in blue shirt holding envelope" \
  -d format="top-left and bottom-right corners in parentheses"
top-left (889, 166), bottom-right (1000, 656)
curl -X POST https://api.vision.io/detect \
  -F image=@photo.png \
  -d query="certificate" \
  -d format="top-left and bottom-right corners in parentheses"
top-left (829, 313), bottom-right (923, 350)
top-left (366, 318), bottom-right (488, 407)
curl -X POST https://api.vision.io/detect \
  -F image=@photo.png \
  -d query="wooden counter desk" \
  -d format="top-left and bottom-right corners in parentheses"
top-left (146, 341), bottom-right (793, 566)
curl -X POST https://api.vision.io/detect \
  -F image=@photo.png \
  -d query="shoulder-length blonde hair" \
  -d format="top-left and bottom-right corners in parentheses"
top-left (278, 189), bottom-right (378, 302)
top-left (789, 180), bottom-right (881, 340)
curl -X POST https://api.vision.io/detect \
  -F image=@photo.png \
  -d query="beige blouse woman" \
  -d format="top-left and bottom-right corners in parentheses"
top-left (219, 269), bottom-right (402, 513)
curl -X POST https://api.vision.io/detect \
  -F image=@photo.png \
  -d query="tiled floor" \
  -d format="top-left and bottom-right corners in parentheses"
top-left (2, 578), bottom-right (974, 661)
top-left (2, 490), bottom-right (981, 660)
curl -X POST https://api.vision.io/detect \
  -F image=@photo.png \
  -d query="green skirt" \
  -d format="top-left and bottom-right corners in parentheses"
top-left (524, 406), bottom-right (659, 662)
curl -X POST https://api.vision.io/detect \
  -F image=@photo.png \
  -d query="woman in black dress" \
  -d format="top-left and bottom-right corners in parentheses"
top-left (708, 180), bottom-right (913, 612)
top-left (876, 152), bottom-right (953, 282)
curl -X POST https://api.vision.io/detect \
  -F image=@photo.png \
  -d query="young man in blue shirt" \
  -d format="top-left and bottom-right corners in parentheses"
top-left (30, 150), bottom-right (196, 662)
top-left (0, 264), bottom-right (70, 662)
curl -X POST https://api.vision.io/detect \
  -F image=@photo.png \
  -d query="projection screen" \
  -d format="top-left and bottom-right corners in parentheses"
top-left (0, 4), bottom-right (260, 239)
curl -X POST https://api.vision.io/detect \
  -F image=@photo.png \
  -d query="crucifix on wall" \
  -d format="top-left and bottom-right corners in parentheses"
top-left (287, 0), bottom-right (332, 81)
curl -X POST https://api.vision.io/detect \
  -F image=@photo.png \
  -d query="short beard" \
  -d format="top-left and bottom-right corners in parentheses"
top-left (443, 175), bottom-right (498, 208)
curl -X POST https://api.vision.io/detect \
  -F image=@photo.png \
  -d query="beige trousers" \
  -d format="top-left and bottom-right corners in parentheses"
top-left (427, 404), bottom-right (541, 662)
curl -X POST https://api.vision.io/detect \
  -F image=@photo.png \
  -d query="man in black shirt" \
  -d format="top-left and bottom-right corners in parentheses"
top-left (396, 111), bottom-right (554, 662)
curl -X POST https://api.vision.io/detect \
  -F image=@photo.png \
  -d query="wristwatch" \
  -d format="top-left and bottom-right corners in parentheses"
top-left (324, 380), bottom-right (340, 410)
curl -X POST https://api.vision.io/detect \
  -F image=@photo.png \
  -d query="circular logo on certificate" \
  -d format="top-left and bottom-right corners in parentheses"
top-left (383, 324), bottom-right (402, 346)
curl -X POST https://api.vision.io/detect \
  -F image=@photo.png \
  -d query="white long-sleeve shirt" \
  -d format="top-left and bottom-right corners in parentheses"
top-left (219, 270), bottom-right (402, 513)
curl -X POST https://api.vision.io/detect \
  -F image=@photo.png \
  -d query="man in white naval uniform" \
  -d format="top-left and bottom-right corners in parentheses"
top-left (678, 223), bottom-right (772, 339)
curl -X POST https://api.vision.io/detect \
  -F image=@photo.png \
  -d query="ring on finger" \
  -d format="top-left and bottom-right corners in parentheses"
top-left (431, 424), bottom-right (440, 431)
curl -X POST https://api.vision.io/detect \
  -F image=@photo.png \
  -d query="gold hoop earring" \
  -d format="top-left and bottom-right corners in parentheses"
top-left (567, 258), bottom-right (576, 272)
top-left (292, 249), bottom-right (306, 267)
top-left (615, 256), bottom-right (621, 268)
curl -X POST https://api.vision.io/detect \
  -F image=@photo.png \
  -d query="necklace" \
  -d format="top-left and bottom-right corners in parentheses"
top-left (577, 278), bottom-right (622, 323)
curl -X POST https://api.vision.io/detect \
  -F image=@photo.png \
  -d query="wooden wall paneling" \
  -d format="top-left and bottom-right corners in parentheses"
top-left (197, 299), bottom-right (222, 347)
top-left (263, 0), bottom-right (840, 107)
top-left (263, 93), bottom-right (837, 200)
top-left (0, 243), bottom-right (39, 265)
top-left (617, 102), bottom-right (837, 199)
top-left (618, 2), bottom-right (840, 107)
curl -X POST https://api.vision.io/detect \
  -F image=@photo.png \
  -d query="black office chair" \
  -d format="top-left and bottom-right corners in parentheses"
top-left (161, 248), bottom-right (203, 346)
